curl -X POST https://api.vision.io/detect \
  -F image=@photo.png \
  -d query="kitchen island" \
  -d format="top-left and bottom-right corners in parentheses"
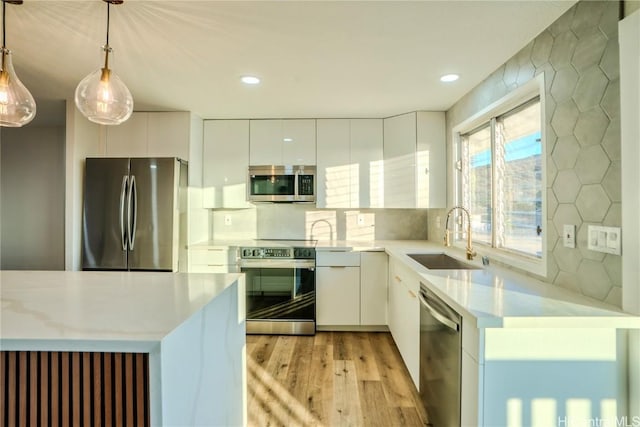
top-left (0, 271), bottom-right (246, 426)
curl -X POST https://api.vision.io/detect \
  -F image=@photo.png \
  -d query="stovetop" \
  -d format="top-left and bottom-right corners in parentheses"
top-left (253, 239), bottom-right (318, 248)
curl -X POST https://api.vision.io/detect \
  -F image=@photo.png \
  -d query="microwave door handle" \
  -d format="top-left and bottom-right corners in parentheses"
top-left (294, 170), bottom-right (300, 201)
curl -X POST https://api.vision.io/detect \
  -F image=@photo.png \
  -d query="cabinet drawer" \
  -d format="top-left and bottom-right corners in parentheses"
top-left (190, 265), bottom-right (231, 274)
top-left (316, 251), bottom-right (361, 267)
top-left (190, 248), bottom-right (232, 265)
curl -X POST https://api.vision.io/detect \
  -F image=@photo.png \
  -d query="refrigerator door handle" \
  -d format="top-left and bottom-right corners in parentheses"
top-left (127, 175), bottom-right (138, 251)
top-left (120, 175), bottom-right (129, 250)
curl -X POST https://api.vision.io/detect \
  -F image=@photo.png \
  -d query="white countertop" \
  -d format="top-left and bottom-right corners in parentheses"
top-left (381, 241), bottom-right (640, 329)
top-left (0, 270), bottom-right (242, 351)
top-left (191, 238), bottom-right (640, 329)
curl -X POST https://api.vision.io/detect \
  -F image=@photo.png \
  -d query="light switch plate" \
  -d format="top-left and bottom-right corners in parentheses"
top-left (224, 214), bottom-right (232, 226)
top-left (563, 224), bottom-right (576, 248)
top-left (588, 225), bottom-right (621, 255)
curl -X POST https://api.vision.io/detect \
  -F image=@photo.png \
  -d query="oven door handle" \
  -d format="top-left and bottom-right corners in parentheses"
top-left (238, 259), bottom-right (316, 269)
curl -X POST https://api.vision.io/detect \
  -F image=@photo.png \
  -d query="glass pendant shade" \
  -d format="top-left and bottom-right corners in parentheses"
top-left (0, 48), bottom-right (36, 127)
top-left (74, 47), bottom-right (133, 125)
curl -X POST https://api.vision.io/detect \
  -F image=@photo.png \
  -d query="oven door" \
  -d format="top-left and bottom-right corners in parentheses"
top-left (240, 259), bottom-right (316, 335)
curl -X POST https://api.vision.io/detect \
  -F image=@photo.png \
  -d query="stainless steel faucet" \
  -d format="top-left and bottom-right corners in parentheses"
top-left (444, 206), bottom-right (477, 260)
top-left (310, 219), bottom-right (333, 241)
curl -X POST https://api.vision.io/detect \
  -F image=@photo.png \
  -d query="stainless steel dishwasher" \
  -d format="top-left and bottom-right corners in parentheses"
top-left (418, 282), bottom-right (462, 427)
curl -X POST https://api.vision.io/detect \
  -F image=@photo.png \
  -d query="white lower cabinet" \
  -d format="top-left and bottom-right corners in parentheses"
top-left (388, 257), bottom-right (420, 388)
top-left (360, 252), bottom-right (388, 325)
top-left (316, 266), bottom-right (361, 326)
top-left (189, 247), bottom-right (238, 273)
top-left (316, 250), bottom-right (389, 328)
top-left (316, 251), bottom-right (361, 326)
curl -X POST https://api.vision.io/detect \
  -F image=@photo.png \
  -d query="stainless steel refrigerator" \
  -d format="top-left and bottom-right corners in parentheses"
top-left (81, 157), bottom-right (188, 272)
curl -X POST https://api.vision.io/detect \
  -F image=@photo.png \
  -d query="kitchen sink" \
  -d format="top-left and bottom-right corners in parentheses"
top-left (407, 253), bottom-right (480, 270)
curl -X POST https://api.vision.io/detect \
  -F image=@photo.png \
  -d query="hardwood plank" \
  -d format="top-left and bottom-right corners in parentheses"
top-left (282, 337), bottom-right (315, 426)
top-left (249, 334), bottom-right (278, 368)
top-left (313, 331), bottom-right (332, 346)
top-left (332, 332), bottom-right (353, 361)
top-left (358, 380), bottom-right (394, 427)
top-left (390, 406), bottom-right (425, 426)
top-left (348, 332), bottom-right (381, 381)
top-left (331, 360), bottom-right (363, 427)
top-left (369, 333), bottom-right (415, 407)
top-left (304, 344), bottom-right (334, 426)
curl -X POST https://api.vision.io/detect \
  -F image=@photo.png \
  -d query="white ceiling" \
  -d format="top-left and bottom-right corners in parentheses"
top-left (8, 0), bottom-right (576, 121)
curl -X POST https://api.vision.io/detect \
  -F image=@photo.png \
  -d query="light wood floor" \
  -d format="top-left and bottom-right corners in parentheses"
top-left (246, 332), bottom-right (428, 427)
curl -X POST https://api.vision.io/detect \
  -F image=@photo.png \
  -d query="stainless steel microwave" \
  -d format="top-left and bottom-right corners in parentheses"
top-left (247, 165), bottom-right (316, 203)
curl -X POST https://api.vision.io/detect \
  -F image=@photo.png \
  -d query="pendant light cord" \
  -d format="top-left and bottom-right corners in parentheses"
top-left (103, 2), bottom-right (110, 70)
top-left (2, 1), bottom-right (6, 49)
top-left (105, 2), bottom-right (110, 47)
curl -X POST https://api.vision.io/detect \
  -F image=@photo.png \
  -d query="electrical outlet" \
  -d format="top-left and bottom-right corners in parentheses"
top-left (224, 214), bottom-right (232, 226)
top-left (588, 225), bottom-right (621, 255)
top-left (563, 224), bottom-right (576, 248)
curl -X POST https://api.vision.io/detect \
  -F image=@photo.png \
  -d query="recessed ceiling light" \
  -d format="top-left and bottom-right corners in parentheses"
top-left (283, 138), bottom-right (293, 143)
top-left (440, 74), bottom-right (460, 83)
top-left (241, 76), bottom-right (260, 85)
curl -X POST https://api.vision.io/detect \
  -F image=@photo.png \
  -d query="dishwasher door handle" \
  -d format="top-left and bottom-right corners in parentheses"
top-left (419, 292), bottom-right (459, 332)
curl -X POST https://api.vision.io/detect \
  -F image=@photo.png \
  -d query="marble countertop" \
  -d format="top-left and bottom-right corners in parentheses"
top-left (0, 270), bottom-right (242, 351)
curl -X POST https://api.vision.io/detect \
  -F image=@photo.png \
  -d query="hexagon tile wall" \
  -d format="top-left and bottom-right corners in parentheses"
top-left (438, 0), bottom-right (622, 306)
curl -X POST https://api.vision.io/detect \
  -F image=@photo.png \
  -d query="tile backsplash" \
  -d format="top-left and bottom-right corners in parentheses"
top-left (437, 0), bottom-right (622, 307)
top-left (211, 205), bottom-right (428, 242)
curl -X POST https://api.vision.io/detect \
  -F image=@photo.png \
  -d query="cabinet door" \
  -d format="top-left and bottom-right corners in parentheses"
top-left (399, 278), bottom-right (420, 388)
top-left (249, 120), bottom-right (283, 166)
top-left (360, 252), bottom-right (388, 325)
top-left (387, 258), bottom-right (420, 388)
top-left (105, 112), bottom-right (148, 157)
top-left (282, 119), bottom-right (316, 165)
top-left (147, 112), bottom-right (190, 160)
top-left (383, 112), bottom-right (417, 208)
top-left (351, 119), bottom-right (383, 208)
top-left (316, 266), bottom-right (360, 326)
top-left (203, 120), bottom-right (250, 208)
top-left (416, 112), bottom-right (446, 208)
top-left (316, 119), bottom-right (351, 208)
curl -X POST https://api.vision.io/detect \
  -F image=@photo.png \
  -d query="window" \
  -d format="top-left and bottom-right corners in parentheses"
top-left (458, 97), bottom-right (543, 259)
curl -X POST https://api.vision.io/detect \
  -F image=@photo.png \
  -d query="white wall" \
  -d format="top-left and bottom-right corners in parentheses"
top-left (619, 8), bottom-right (640, 420)
top-left (1, 126), bottom-right (65, 269)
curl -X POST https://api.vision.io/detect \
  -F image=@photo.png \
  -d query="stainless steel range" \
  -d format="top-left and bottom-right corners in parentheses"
top-left (239, 242), bottom-right (316, 335)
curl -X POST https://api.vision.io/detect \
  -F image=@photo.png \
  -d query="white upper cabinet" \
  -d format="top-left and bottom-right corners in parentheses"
top-left (202, 120), bottom-right (251, 209)
top-left (249, 119), bottom-right (316, 166)
top-left (383, 111), bottom-right (445, 208)
top-left (105, 112), bottom-right (191, 161)
top-left (316, 118), bottom-right (383, 208)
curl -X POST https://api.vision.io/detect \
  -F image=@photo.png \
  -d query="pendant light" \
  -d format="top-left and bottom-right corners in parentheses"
top-left (0, 0), bottom-right (36, 128)
top-left (75, 0), bottom-right (133, 125)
